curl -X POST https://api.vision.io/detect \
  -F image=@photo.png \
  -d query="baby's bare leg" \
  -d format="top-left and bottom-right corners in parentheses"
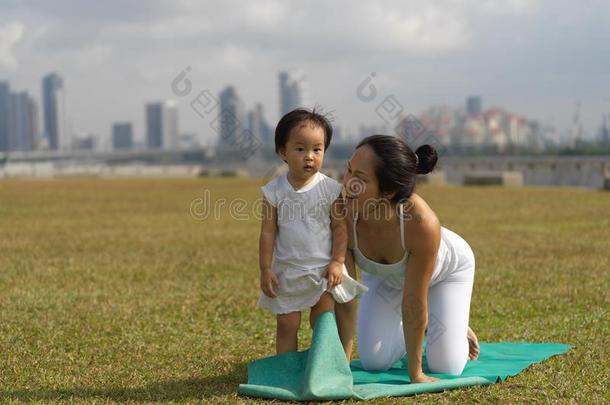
top-left (335, 299), bottom-right (357, 361)
top-left (276, 311), bottom-right (301, 354)
top-left (335, 250), bottom-right (359, 360)
top-left (309, 291), bottom-right (335, 329)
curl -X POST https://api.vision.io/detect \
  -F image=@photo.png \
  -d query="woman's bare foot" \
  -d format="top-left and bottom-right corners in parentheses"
top-left (467, 326), bottom-right (480, 360)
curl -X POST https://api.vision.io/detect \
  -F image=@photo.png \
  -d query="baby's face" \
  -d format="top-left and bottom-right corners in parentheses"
top-left (279, 123), bottom-right (326, 181)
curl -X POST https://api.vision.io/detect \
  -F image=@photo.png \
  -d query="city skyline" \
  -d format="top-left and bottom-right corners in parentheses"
top-left (2, 67), bottom-right (608, 150)
top-left (1, 68), bottom-right (609, 154)
top-left (0, 71), bottom-right (607, 154)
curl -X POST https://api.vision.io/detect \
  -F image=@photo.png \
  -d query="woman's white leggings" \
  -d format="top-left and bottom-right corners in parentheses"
top-left (356, 250), bottom-right (475, 375)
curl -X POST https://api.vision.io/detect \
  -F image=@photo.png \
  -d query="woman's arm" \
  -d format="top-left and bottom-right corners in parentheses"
top-left (402, 213), bottom-right (441, 382)
top-left (259, 197), bottom-right (278, 297)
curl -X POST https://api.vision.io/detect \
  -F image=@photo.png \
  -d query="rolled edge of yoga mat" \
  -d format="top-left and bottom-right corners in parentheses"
top-left (238, 310), bottom-right (353, 401)
top-left (301, 310), bottom-right (353, 400)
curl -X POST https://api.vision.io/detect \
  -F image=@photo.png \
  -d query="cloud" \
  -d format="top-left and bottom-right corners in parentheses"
top-left (59, 1), bottom-right (540, 57)
top-left (0, 0), bottom-right (607, 141)
top-left (0, 21), bottom-right (25, 69)
top-left (478, 0), bottom-right (541, 15)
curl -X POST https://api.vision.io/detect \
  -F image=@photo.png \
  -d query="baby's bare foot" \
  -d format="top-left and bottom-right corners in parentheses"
top-left (467, 326), bottom-right (480, 360)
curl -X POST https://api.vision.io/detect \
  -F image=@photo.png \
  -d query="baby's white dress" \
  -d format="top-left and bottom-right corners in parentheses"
top-left (257, 171), bottom-right (368, 314)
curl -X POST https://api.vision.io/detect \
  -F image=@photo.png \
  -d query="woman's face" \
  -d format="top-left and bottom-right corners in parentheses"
top-left (343, 145), bottom-right (386, 214)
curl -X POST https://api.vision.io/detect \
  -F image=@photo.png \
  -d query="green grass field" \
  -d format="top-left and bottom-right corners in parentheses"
top-left (0, 177), bottom-right (608, 404)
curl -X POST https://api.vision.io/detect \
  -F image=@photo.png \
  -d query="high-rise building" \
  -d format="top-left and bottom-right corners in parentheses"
top-left (0, 81), bottom-right (10, 151)
top-left (112, 122), bottom-right (133, 150)
top-left (5, 91), bottom-right (37, 151)
top-left (28, 96), bottom-right (39, 150)
top-left (8, 94), bottom-right (19, 150)
top-left (466, 96), bottom-right (482, 115)
top-left (146, 101), bottom-right (178, 149)
top-left (164, 101), bottom-right (178, 150)
top-left (42, 73), bottom-right (67, 151)
top-left (146, 103), bottom-right (162, 149)
top-left (279, 70), bottom-right (308, 116)
top-left (217, 86), bottom-right (247, 147)
top-left (248, 103), bottom-right (272, 146)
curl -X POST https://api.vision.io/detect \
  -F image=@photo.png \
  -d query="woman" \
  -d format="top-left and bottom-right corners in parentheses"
top-left (335, 135), bottom-right (480, 383)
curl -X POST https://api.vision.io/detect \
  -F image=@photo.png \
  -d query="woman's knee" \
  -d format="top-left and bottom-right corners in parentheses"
top-left (358, 344), bottom-right (397, 371)
top-left (426, 340), bottom-right (468, 375)
top-left (427, 355), bottom-right (467, 376)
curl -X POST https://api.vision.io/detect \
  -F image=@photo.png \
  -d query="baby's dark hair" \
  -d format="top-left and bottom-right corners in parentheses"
top-left (356, 135), bottom-right (438, 204)
top-left (274, 107), bottom-right (333, 156)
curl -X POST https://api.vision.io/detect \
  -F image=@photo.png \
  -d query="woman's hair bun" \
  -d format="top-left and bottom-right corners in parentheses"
top-left (414, 144), bottom-right (438, 175)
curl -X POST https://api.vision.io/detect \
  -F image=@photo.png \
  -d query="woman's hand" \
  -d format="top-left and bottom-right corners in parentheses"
top-left (410, 372), bottom-right (440, 384)
top-left (260, 270), bottom-right (279, 298)
top-left (324, 260), bottom-right (343, 288)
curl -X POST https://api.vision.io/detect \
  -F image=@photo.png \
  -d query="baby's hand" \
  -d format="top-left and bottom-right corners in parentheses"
top-left (324, 260), bottom-right (343, 289)
top-left (260, 270), bottom-right (280, 298)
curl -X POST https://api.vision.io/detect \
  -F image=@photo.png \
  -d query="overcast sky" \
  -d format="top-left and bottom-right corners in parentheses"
top-left (1, 0), bottom-right (608, 146)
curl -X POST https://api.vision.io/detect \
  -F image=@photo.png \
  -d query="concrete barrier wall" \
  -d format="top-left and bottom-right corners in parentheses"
top-left (417, 171), bottom-right (447, 186)
top-left (2, 156), bottom-right (609, 189)
top-left (0, 164), bottom-right (204, 179)
top-left (441, 156), bottom-right (609, 189)
top-left (462, 171), bottom-right (523, 186)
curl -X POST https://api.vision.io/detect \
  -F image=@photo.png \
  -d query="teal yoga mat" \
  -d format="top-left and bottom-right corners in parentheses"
top-left (239, 311), bottom-right (572, 401)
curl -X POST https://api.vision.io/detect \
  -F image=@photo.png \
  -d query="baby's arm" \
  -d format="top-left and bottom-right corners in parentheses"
top-left (259, 197), bottom-right (279, 297)
top-left (326, 195), bottom-right (347, 287)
